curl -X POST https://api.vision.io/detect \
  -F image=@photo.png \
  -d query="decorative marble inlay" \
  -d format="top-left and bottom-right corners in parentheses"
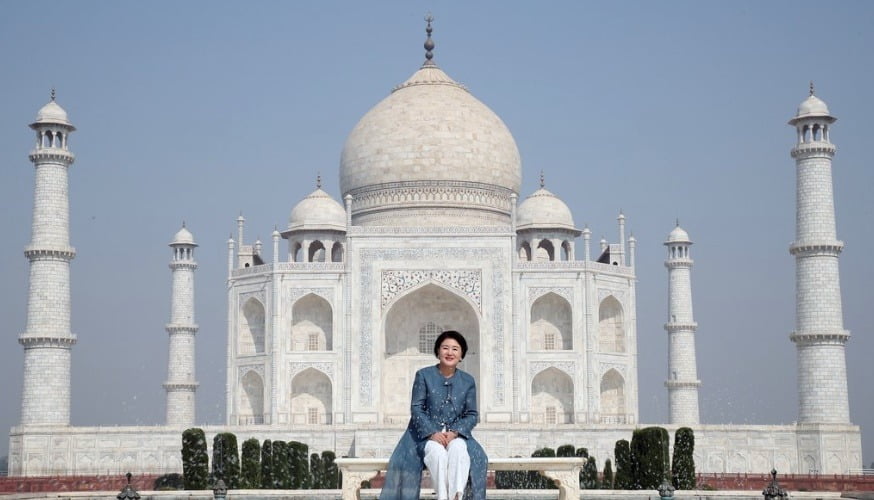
top-left (240, 290), bottom-right (266, 308)
top-left (238, 364), bottom-right (265, 380)
top-left (529, 361), bottom-right (575, 380)
top-left (599, 362), bottom-right (626, 378)
top-left (359, 247), bottom-right (506, 406)
top-left (598, 289), bottom-right (625, 304)
top-left (289, 287), bottom-right (334, 305)
top-left (290, 362), bottom-right (334, 381)
top-left (381, 269), bottom-right (482, 311)
top-left (528, 287), bottom-right (573, 305)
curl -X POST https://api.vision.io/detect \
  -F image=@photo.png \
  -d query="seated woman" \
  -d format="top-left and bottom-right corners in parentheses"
top-left (379, 330), bottom-right (487, 500)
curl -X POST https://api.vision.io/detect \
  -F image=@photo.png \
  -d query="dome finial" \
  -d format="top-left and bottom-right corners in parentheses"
top-left (809, 81), bottom-right (815, 96)
top-left (50, 87), bottom-right (56, 102)
top-left (316, 172), bottom-right (322, 189)
top-left (423, 12), bottom-right (435, 65)
top-left (676, 217), bottom-right (680, 227)
top-left (539, 169), bottom-right (545, 189)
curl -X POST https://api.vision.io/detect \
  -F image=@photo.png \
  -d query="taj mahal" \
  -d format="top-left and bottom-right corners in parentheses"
top-left (8, 22), bottom-right (862, 477)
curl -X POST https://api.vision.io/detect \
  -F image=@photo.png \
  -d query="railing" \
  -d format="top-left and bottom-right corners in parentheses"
top-left (290, 413), bottom-right (332, 425)
top-left (600, 413), bottom-right (631, 424)
top-left (529, 412), bottom-right (574, 424)
top-left (237, 415), bottom-right (268, 425)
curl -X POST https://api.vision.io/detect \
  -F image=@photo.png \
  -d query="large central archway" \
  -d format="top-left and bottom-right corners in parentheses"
top-left (382, 283), bottom-right (480, 423)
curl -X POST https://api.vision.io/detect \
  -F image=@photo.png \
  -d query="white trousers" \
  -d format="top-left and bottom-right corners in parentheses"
top-left (424, 438), bottom-right (470, 500)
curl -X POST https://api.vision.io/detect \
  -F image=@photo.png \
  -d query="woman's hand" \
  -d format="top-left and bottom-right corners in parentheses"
top-left (429, 432), bottom-right (449, 447)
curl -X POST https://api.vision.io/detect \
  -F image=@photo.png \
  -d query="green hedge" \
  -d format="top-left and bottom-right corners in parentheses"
top-left (630, 427), bottom-right (669, 490)
top-left (613, 439), bottom-right (632, 489)
top-left (240, 438), bottom-right (261, 489)
top-left (212, 432), bottom-right (241, 488)
top-left (181, 428), bottom-right (209, 490)
top-left (602, 459), bottom-right (614, 489)
top-left (671, 427), bottom-right (696, 489)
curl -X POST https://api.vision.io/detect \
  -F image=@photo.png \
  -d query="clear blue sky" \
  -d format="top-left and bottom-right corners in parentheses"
top-left (1, 1), bottom-right (872, 465)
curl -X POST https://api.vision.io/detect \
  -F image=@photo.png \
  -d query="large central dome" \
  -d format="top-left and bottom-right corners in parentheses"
top-left (340, 60), bottom-right (522, 227)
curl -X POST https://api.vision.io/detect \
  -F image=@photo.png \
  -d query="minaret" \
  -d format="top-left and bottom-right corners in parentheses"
top-left (164, 223), bottom-right (199, 426)
top-left (788, 85), bottom-right (850, 423)
top-left (19, 92), bottom-right (77, 426)
top-left (664, 222), bottom-right (701, 425)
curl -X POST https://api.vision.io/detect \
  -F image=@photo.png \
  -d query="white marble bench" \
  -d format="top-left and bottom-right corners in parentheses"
top-left (335, 457), bottom-right (585, 500)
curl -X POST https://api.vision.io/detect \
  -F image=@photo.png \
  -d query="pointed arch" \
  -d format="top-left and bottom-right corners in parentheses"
top-left (530, 292), bottom-right (572, 350)
top-left (331, 241), bottom-right (344, 262)
top-left (382, 282), bottom-right (480, 423)
top-left (518, 241), bottom-right (532, 261)
top-left (561, 240), bottom-right (572, 261)
top-left (291, 241), bottom-right (303, 262)
top-left (535, 239), bottom-right (554, 261)
top-left (291, 368), bottom-right (332, 424)
top-left (239, 370), bottom-right (264, 425)
top-left (239, 297), bottom-right (266, 355)
top-left (308, 240), bottom-right (326, 262)
top-left (531, 367), bottom-right (574, 424)
top-left (600, 368), bottom-right (626, 423)
top-left (292, 293), bottom-right (333, 351)
top-left (598, 296), bottom-right (625, 353)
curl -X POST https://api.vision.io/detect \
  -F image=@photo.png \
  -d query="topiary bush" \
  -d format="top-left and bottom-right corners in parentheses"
top-left (289, 441), bottom-right (311, 489)
top-left (260, 439), bottom-right (273, 489)
top-left (154, 473), bottom-right (184, 490)
top-left (582, 456), bottom-right (599, 489)
top-left (181, 428), bottom-right (209, 490)
top-left (240, 438), bottom-right (261, 489)
top-left (557, 444), bottom-right (576, 457)
top-left (212, 432), bottom-right (241, 488)
top-left (322, 451), bottom-right (339, 489)
top-left (602, 458), bottom-right (614, 489)
top-left (310, 453), bottom-right (324, 488)
top-left (613, 439), bottom-right (632, 490)
top-left (630, 427), bottom-right (669, 490)
top-left (271, 440), bottom-right (291, 488)
top-left (671, 427), bottom-right (696, 490)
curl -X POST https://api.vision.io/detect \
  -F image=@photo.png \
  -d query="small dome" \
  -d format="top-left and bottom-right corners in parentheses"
top-left (796, 95), bottom-right (830, 118)
top-left (516, 188), bottom-right (577, 231)
top-left (171, 225), bottom-right (197, 246)
top-left (31, 100), bottom-right (74, 129)
top-left (287, 188), bottom-right (346, 232)
top-left (666, 225), bottom-right (691, 244)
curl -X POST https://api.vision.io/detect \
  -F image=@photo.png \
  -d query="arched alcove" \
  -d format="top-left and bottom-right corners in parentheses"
top-left (292, 294), bottom-right (332, 351)
top-left (308, 240), bottom-right (326, 262)
top-left (599, 368), bottom-right (625, 422)
top-left (598, 296), bottom-right (625, 353)
top-left (290, 368), bottom-right (332, 424)
top-left (239, 298), bottom-right (266, 355)
top-left (529, 293), bottom-right (572, 350)
top-left (518, 241), bottom-right (532, 261)
top-left (535, 239), bottom-right (554, 261)
top-left (531, 367), bottom-right (574, 424)
top-left (331, 241), bottom-right (344, 262)
top-left (382, 283), bottom-right (480, 423)
top-left (239, 370), bottom-right (264, 424)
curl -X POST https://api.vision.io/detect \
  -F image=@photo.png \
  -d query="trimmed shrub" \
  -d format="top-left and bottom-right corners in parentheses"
top-left (260, 440), bottom-right (273, 489)
top-left (557, 445), bottom-right (576, 457)
top-left (575, 447), bottom-right (589, 487)
top-left (310, 453), bottom-right (324, 488)
top-left (575, 447), bottom-right (588, 459)
top-left (240, 438), bottom-right (261, 489)
top-left (613, 439), bottom-right (632, 490)
top-left (212, 432), bottom-right (241, 488)
top-left (290, 441), bottom-right (311, 489)
top-left (671, 427), bottom-right (696, 489)
top-left (582, 456), bottom-right (599, 489)
top-left (272, 440), bottom-right (291, 488)
top-left (602, 459), bottom-right (614, 489)
top-left (495, 456), bottom-right (526, 489)
top-left (154, 473), bottom-right (184, 490)
top-left (528, 447), bottom-right (557, 490)
top-left (181, 428), bottom-right (209, 490)
top-left (630, 427), bottom-right (670, 490)
top-left (322, 451), bottom-right (339, 489)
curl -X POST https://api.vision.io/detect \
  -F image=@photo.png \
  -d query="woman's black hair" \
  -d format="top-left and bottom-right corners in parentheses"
top-left (433, 330), bottom-right (468, 359)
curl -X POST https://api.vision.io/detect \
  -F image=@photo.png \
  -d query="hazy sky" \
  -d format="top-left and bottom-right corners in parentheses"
top-left (1, 2), bottom-right (872, 464)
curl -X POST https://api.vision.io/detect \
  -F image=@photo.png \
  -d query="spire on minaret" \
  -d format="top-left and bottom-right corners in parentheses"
top-left (539, 170), bottom-right (545, 189)
top-left (423, 12), bottom-right (436, 66)
top-left (809, 80), bottom-right (815, 96)
top-left (317, 172), bottom-right (322, 189)
top-left (50, 87), bottom-right (56, 101)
